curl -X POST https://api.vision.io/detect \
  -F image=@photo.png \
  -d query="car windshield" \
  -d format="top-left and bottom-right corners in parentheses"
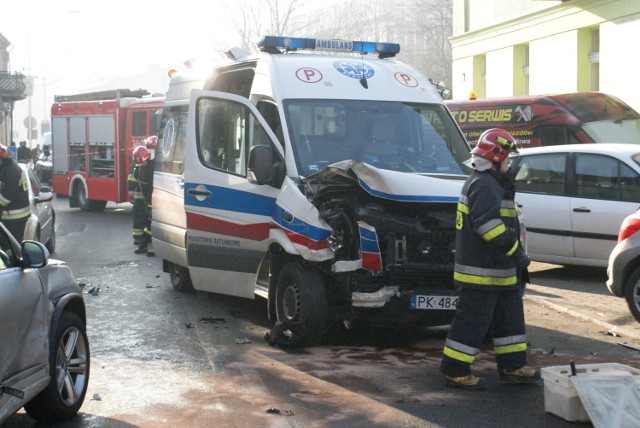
top-left (582, 118), bottom-right (640, 144)
top-left (284, 99), bottom-right (470, 176)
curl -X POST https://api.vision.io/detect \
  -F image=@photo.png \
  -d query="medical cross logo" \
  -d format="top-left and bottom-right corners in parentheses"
top-left (333, 61), bottom-right (375, 80)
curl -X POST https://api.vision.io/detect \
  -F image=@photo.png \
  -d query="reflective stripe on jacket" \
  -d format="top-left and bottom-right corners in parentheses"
top-left (454, 169), bottom-right (520, 290)
top-left (0, 158), bottom-right (31, 220)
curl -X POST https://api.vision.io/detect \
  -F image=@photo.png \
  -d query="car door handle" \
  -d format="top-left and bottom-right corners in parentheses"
top-left (573, 207), bottom-right (591, 213)
top-left (187, 188), bottom-right (212, 197)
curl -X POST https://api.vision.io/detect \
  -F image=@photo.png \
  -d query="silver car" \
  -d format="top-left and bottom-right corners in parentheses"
top-left (607, 209), bottom-right (640, 322)
top-left (510, 144), bottom-right (640, 267)
top-left (0, 222), bottom-right (90, 424)
top-left (20, 163), bottom-right (56, 253)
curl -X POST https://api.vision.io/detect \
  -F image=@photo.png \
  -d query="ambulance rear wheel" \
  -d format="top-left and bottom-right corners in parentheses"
top-left (275, 262), bottom-right (328, 347)
top-left (169, 262), bottom-right (193, 292)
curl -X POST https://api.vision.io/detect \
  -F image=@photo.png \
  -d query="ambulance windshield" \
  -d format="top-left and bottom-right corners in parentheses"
top-left (285, 100), bottom-right (470, 176)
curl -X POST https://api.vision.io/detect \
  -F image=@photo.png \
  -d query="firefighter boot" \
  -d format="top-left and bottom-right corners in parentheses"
top-left (135, 236), bottom-right (149, 254)
top-left (499, 366), bottom-right (541, 384)
top-left (445, 374), bottom-right (486, 390)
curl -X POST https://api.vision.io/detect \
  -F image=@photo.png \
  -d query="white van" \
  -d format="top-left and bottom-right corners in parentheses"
top-left (152, 36), bottom-right (471, 346)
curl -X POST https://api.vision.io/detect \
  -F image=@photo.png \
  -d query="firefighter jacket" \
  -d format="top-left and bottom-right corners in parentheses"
top-left (128, 162), bottom-right (144, 203)
top-left (453, 168), bottom-right (521, 291)
top-left (0, 158), bottom-right (31, 221)
top-left (137, 159), bottom-right (154, 207)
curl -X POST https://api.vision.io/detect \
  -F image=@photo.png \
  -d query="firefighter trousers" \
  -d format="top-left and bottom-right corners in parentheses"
top-left (131, 197), bottom-right (146, 242)
top-left (440, 287), bottom-right (527, 377)
top-left (2, 218), bottom-right (28, 243)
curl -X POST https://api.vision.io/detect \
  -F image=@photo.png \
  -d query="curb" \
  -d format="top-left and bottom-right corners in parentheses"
top-left (525, 295), bottom-right (640, 342)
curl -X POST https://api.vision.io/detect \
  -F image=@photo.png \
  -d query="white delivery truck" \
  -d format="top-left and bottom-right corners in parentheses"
top-left (152, 36), bottom-right (472, 346)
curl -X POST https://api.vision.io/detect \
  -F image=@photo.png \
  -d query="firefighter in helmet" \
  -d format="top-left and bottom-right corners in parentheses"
top-left (132, 137), bottom-right (157, 254)
top-left (0, 143), bottom-right (31, 242)
top-left (440, 128), bottom-right (539, 390)
top-left (128, 146), bottom-right (146, 246)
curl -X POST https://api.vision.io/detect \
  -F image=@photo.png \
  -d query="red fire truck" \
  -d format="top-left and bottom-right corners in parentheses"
top-left (51, 89), bottom-right (164, 210)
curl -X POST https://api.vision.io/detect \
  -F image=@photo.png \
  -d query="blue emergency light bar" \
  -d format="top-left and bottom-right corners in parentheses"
top-left (257, 36), bottom-right (400, 58)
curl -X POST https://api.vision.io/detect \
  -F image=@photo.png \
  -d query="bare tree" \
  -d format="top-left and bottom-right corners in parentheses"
top-left (221, 0), bottom-right (452, 89)
top-left (411, 0), bottom-right (453, 87)
top-left (221, 0), bottom-right (308, 52)
top-left (304, 0), bottom-right (452, 87)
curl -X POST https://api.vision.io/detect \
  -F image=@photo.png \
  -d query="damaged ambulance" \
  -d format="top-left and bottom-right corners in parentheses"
top-left (152, 36), bottom-right (472, 346)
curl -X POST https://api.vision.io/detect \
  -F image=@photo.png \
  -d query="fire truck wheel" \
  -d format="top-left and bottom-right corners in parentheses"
top-left (75, 184), bottom-right (90, 211)
top-left (74, 184), bottom-right (107, 211)
top-left (275, 262), bottom-right (328, 347)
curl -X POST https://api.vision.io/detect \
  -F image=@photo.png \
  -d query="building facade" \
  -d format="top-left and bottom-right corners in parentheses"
top-left (0, 33), bottom-right (27, 146)
top-left (450, 0), bottom-right (640, 111)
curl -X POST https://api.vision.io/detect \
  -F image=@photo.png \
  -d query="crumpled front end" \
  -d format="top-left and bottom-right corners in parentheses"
top-left (301, 160), bottom-right (463, 326)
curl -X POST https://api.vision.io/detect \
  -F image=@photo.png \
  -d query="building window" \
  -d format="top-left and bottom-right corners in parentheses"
top-left (589, 28), bottom-right (600, 91)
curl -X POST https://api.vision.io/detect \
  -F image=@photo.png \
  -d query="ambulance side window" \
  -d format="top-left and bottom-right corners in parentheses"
top-left (198, 97), bottom-right (275, 178)
top-left (156, 105), bottom-right (189, 175)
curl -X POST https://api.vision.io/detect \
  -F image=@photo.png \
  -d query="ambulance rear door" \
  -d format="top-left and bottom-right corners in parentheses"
top-left (183, 90), bottom-right (283, 298)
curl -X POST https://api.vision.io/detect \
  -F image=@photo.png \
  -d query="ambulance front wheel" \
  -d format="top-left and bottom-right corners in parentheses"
top-left (275, 262), bottom-right (328, 347)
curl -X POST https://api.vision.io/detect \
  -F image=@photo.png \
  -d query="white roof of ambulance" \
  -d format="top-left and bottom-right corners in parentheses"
top-left (252, 52), bottom-right (444, 104)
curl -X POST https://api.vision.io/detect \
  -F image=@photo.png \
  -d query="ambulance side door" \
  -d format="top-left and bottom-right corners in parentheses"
top-left (183, 90), bottom-right (284, 297)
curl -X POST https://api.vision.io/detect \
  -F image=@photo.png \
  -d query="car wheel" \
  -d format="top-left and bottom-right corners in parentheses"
top-left (24, 311), bottom-right (90, 423)
top-left (624, 267), bottom-right (640, 322)
top-left (169, 262), bottom-right (193, 292)
top-left (45, 219), bottom-right (56, 254)
top-left (275, 262), bottom-right (328, 347)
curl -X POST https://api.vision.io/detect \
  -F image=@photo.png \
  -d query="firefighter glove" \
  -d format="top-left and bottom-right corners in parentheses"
top-left (512, 247), bottom-right (530, 270)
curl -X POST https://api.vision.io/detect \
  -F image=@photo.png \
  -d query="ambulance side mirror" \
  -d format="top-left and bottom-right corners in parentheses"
top-left (248, 145), bottom-right (276, 185)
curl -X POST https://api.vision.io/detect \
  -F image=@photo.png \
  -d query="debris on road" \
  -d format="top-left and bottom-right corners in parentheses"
top-left (185, 323), bottom-right (198, 329)
top-left (264, 321), bottom-right (303, 346)
top-left (235, 337), bottom-right (251, 344)
top-left (200, 317), bottom-right (226, 323)
top-left (266, 408), bottom-right (294, 416)
top-left (92, 393), bottom-right (102, 401)
top-left (87, 286), bottom-right (100, 296)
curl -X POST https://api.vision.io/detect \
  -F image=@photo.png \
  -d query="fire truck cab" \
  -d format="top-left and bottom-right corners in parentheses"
top-left (153, 36), bottom-right (472, 346)
top-left (51, 89), bottom-right (164, 210)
